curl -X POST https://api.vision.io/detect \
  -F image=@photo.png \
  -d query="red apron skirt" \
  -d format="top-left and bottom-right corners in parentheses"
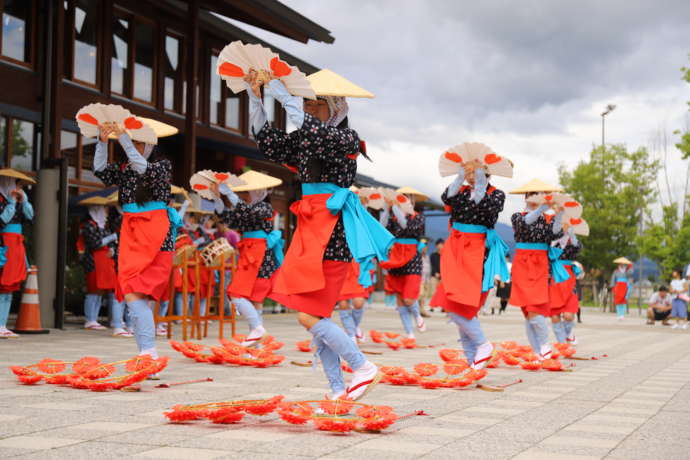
top-left (271, 260), bottom-right (349, 317)
top-left (116, 208), bottom-right (172, 301)
top-left (379, 242), bottom-right (417, 270)
top-left (613, 281), bottom-right (628, 305)
top-left (228, 237), bottom-right (269, 299)
top-left (0, 232), bottom-right (27, 293)
top-left (549, 264), bottom-right (578, 315)
top-left (510, 247), bottom-right (550, 316)
top-left (430, 229), bottom-right (486, 318)
top-left (86, 247), bottom-right (117, 292)
top-left (270, 193), bottom-right (348, 316)
top-left (386, 274), bottom-right (422, 300)
top-left (338, 260), bottom-right (369, 301)
top-left (383, 273), bottom-right (394, 295)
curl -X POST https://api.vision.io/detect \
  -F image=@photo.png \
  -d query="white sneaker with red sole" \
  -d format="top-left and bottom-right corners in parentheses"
top-left (416, 316), bottom-right (427, 332)
top-left (241, 325), bottom-right (266, 347)
top-left (472, 342), bottom-right (494, 370)
top-left (539, 344), bottom-right (552, 361)
top-left (346, 361), bottom-right (381, 401)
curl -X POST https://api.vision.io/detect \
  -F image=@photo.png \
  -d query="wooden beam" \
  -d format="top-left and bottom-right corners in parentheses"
top-left (182, 0), bottom-right (199, 181)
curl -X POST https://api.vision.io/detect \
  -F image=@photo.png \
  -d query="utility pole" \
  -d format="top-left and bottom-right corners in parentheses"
top-left (601, 104), bottom-right (616, 146)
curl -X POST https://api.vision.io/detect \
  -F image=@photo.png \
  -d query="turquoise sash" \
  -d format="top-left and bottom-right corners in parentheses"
top-left (452, 222), bottom-right (510, 292)
top-left (302, 183), bottom-right (394, 288)
top-left (123, 201), bottom-right (181, 242)
top-left (243, 229), bottom-right (285, 267)
top-left (1, 223), bottom-right (22, 234)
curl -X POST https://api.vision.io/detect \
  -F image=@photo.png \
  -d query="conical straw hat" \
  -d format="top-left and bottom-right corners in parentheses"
top-left (613, 257), bottom-right (633, 265)
top-left (231, 170), bottom-right (282, 192)
top-left (509, 178), bottom-right (563, 194)
top-left (396, 186), bottom-right (429, 202)
top-left (79, 195), bottom-right (117, 206)
top-left (307, 69), bottom-right (375, 98)
top-left (0, 168), bottom-right (36, 184)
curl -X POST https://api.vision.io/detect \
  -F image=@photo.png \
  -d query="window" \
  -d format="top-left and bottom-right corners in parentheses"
top-left (209, 51), bottom-right (243, 131)
top-left (61, 130), bottom-right (101, 185)
top-left (109, 11), bottom-right (157, 104)
top-left (133, 20), bottom-right (154, 102)
top-left (225, 94), bottom-right (240, 130)
top-left (1, 0), bottom-right (33, 64)
top-left (7, 119), bottom-right (35, 171)
top-left (66, 0), bottom-right (99, 85)
top-left (209, 54), bottom-right (220, 124)
top-left (163, 34), bottom-right (183, 112)
top-left (0, 116), bottom-right (5, 163)
top-left (111, 16), bottom-right (129, 95)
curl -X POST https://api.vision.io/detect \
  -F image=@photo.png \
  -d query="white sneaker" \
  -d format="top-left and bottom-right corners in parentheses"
top-left (241, 325), bottom-right (266, 347)
top-left (407, 332), bottom-right (415, 339)
top-left (355, 327), bottom-right (365, 343)
top-left (346, 361), bottom-right (380, 401)
top-left (671, 324), bottom-right (679, 329)
top-left (84, 321), bottom-right (106, 330)
top-left (325, 390), bottom-right (347, 401)
top-left (156, 326), bottom-right (168, 336)
top-left (416, 316), bottom-right (427, 332)
top-left (472, 342), bottom-right (494, 370)
top-left (538, 344), bottom-right (552, 361)
top-left (682, 323), bottom-right (689, 330)
top-left (112, 328), bottom-right (134, 338)
top-left (0, 327), bottom-right (19, 338)
top-left (566, 334), bottom-right (578, 345)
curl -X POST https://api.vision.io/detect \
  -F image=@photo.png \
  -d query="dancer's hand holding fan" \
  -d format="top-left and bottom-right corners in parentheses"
top-left (190, 170), bottom-right (245, 201)
top-left (438, 142), bottom-right (513, 178)
top-left (76, 103), bottom-right (157, 145)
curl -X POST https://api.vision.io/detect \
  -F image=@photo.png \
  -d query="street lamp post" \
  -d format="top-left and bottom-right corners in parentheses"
top-left (601, 104), bottom-right (616, 146)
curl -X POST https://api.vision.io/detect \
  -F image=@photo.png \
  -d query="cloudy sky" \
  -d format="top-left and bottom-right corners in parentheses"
top-left (230, 0), bottom-right (690, 222)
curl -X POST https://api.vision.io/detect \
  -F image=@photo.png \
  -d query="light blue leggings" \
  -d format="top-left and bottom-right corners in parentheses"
top-left (448, 312), bottom-right (487, 364)
top-left (232, 297), bottom-right (262, 331)
top-left (397, 305), bottom-right (415, 334)
top-left (615, 304), bottom-right (626, 317)
top-left (551, 321), bottom-right (566, 343)
top-left (338, 308), bottom-right (356, 338)
top-left (84, 294), bottom-right (102, 322)
top-left (525, 315), bottom-right (550, 354)
top-left (310, 318), bottom-right (366, 394)
top-left (0, 293), bottom-right (12, 327)
top-left (127, 298), bottom-right (155, 352)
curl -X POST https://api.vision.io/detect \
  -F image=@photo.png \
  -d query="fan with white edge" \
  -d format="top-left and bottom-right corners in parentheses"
top-left (527, 192), bottom-right (583, 219)
top-left (216, 41), bottom-right (316, 100)
top-left (438, 142), bottom-right (513, 178)
top-left (189, 170), bottom-right (245, 201)
top-left (75, 103), bottom-right (157, 145)
top-left (359, 187), bottom-right (385, 210)
top-left (565, 216), bottom-right (589, 236)
top-left (380, 188), bottom-right (415, 215)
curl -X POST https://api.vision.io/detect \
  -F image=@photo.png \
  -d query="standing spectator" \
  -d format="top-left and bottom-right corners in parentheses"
top-left (428, 239), bottom-right (443, 312)
top-left (495, 255), bottom-right (512, 314)
top-left (646, 286), bottom-right (672, 326)
top-left (669, 270), bottom-right (689, 329)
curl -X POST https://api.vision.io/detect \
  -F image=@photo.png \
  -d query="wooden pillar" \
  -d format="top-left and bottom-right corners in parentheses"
top-left (183, 0), bottom-right (200, 180)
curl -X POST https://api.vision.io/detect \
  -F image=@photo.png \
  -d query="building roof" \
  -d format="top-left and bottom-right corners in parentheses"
top-left (198, 0), bottom-right (334, 44)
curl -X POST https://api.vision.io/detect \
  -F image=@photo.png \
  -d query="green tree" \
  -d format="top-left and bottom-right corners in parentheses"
top-left (558, 144), bottom-right (660, 278)
top-left (677, 55), bottom-right (690, 160)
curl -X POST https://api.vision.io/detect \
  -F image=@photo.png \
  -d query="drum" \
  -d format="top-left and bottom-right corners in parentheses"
top-left (200, 237), bottom-right (235, 267)
top-left (174, 235), bottom-right (196, 266)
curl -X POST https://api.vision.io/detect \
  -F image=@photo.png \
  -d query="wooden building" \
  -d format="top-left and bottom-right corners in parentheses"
top-left (0, 0), bottom-right (333, 327)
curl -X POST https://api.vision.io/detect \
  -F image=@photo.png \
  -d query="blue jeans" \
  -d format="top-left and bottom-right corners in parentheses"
top-left (0, 293), bottom-right (12, 327)
top-left (109, 293), bottom-right (127, 329)
top-left (84, 294), bottom-right (102, 322)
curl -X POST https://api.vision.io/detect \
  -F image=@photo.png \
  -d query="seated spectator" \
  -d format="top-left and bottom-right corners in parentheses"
top-left (646, 286), bottom-right (672, 326)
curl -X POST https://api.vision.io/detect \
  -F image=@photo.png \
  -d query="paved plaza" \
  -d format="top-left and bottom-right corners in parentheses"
top-left (1, 305), bottom-right (689, 459)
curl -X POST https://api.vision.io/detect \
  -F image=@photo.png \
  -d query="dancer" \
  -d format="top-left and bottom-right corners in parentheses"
top-left (337, 259), bottom-right (374, 343)
top-left (380, 187), bottom-right (428, 338)
top-left (212, 170), bottom-right (283, 347)
top-left (94, 120), bottom-right (178, 365)
top-left (77, 195), bottom-right (128, 335)
top-left (247, 68), bottom-right (392, 400)
top-left (610, 257), bottom-right (633, 320)
top-left (549, 224), bottom-right (582, 344)
top-left (430, 160), bottom-right (508, 369)
top-left (509, 179), bottom-right (564, 360)
top-left (0, 169), bottom-right (35, 338)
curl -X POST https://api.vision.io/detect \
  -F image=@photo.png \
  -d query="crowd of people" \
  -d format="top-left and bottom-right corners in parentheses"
top-left (2, 62), bottom-right (687, 401)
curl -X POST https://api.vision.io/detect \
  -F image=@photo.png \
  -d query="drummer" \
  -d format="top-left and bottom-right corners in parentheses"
top-left (0, 169), bottom-right (35, 338)
top-left (212, 170), bottom-right (283, 347)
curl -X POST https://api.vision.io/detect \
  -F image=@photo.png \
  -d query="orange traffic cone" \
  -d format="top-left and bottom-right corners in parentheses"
top-left (13, 266), bottom-right (49, 334)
